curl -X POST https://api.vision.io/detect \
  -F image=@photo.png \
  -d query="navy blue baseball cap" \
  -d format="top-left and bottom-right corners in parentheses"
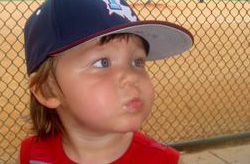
top-left (24, 0), bottom-right (194, 75)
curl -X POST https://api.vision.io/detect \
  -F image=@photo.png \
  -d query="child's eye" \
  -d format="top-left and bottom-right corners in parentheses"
top-left (132, 58), bottom-right (146, 68)
top-left (93, 58), bottom-right (110, 68)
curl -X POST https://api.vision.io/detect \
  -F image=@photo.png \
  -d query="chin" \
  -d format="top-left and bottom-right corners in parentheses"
top-left (109, 115), bottom-right (148, 133)
top-left (119, 120), bottom-right (144, 133)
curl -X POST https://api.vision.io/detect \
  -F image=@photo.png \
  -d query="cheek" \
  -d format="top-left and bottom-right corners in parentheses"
top-left (63, 75), bottom-right (117, 113)
top-left (147, 82), bottom-right (154, 106)
top-left (88, 81), bottom-right (117, 109)
top-left (146, 83), bottom-right (154, 103)
top-left (140, 74), bottom-right (154, 107)
top-left (143, 73), bottom-right (154, 95)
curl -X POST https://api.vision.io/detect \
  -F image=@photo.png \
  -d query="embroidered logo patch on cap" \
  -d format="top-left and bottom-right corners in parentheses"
top-left (101, 0), bottom-right (137, 21)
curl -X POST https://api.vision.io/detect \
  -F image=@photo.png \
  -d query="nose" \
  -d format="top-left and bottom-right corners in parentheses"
top-left (118, 67), bottom-right (139, 88)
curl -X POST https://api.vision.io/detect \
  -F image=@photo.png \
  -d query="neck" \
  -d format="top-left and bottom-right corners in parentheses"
top-left (62, 130), bottom-right (133, 164)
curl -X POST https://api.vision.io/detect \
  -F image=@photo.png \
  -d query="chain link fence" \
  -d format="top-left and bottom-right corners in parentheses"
top-left (0, 0), bottom-right (250, 163)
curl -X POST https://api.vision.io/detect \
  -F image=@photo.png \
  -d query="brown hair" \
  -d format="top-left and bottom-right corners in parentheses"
top-left (29, 57), bottom-right (64, 140)
top-left (29, 33), bottom-right (149, 140)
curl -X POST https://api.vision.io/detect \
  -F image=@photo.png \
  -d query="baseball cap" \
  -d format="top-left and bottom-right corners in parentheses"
top-left (24, 0), bottom-right (194, 75)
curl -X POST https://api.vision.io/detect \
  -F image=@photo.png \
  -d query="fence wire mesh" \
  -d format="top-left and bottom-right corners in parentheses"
top-left (0, 0), bottom-right (250, 163)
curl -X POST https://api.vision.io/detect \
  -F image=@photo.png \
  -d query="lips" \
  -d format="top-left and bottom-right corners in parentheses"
top-left (125, 98), bottom-right (143, 110)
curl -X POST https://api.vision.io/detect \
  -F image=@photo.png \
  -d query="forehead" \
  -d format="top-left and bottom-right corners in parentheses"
top-left (59, 34), bottom-right (148, 57)
top-left (100, 34), bottom-right (149, 53)
top-left (100, 33), bottom-right (144, 44)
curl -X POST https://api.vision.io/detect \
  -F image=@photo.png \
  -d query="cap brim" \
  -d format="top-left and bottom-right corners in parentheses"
top-left (107, 21), bottom-right (194, 60)
top-left (50, 21), bottom-right (194, 60)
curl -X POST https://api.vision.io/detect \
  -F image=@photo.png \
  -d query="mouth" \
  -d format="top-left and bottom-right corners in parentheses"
top-left (125, 98), bottom-right (143, 111)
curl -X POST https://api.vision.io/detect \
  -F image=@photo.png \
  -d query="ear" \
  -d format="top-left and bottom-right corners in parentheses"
top-left (29, 73), bottom-right (61, 109)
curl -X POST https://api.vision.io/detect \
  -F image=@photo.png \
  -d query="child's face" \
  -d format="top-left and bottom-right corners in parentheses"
top-left (54, 36), bottom-right (154, 134)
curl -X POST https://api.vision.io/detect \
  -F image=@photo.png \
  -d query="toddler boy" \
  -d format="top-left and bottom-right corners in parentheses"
top-left (20, 0), bottom-right (193, 163)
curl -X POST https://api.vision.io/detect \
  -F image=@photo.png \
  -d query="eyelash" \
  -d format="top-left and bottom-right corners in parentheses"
top-left (92, 57), bottom-right (146, 68)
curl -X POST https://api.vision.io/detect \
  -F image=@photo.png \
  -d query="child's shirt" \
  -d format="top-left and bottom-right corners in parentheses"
top-left (20, 131), bottom-right (179, 164)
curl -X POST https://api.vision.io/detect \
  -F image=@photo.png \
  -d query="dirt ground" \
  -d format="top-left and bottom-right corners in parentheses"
top-left (0, 0), bottom-right (250, 163)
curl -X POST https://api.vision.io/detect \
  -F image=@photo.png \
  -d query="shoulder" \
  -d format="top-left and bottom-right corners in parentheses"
top-left (20, 135), bottom-right (37, 163)
top-left (132, 131), bottom-right (179, 164)
top-left (21, 135), bottom-right (58, 149)
top-left (20, 135), bottom-right (60, 164)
